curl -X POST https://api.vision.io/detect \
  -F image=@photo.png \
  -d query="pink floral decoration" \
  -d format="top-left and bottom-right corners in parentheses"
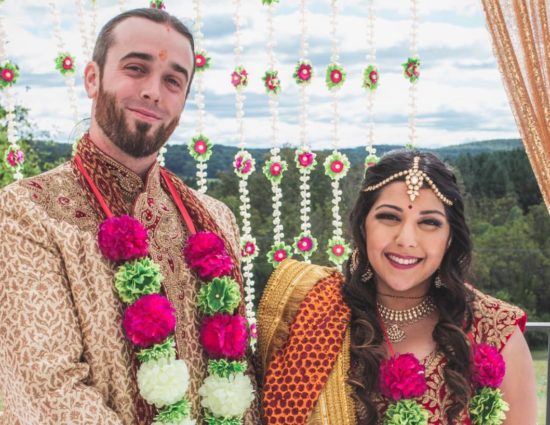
top-left (6, 149), bottom-right (24, 167)
top-left (200, 314), bottom-right (248, 359)
top-left (234, 155), bottom-right (252, 175)
top-left (332, 245), bottom-right (345, 256)
top-left (369, 70), bottom-right (378, 85)
top-left (298, 152), bottom-right (314, 167)
top-left (330, 69), bottom-right (342, 84)
top-left (297, 63), bottom-right (312, 81)
top-left (63, 56), bottom-right (73, 70)
top-left (183, 231), bottom-right (234, 280)
top-left (297, 237), bottom-right (313, 252)
top-left (472, 343), bottom-right (506, 388)
top-left (249, 323), bottom-right (258, 339)
top-left (270, 162), bottom-right (282, 176)
top-left (194, 140), bottom-right (207, 154)
top-left (274, 249), bottom-right (287, 262)
top-left (98, 215), bottom-right (149, 262)
top-left (242, 241), bottom-right (256, 257)
top-left (379, 353), bottom-right (427, 401)
top-left (1, 68), bottom-right (14, 83)
top-left (122, 294), bottom-right (176, 348)
top-left (330, 160), bottom-right (344, 174)
top-left (195, 54), bottom-right (206, 68)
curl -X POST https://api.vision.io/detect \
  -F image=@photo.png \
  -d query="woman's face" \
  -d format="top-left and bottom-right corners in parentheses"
top-left (364, 181), bottom-right (451, 296)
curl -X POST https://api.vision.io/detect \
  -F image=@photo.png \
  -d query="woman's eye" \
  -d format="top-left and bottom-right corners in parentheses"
top-left (375, 213), bottom-right (400, 222)
top-left (420, 218), bottom-right (443, 228)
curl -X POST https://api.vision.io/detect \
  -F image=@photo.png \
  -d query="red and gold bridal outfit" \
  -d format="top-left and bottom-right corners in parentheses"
top-left (0, 136), bottom-right (259, 425)
top-left (258, 259), bottom-right (525, 425)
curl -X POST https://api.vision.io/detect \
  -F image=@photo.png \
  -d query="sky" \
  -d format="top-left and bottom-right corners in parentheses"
top-left (0, 0), bottom-right (520, 149)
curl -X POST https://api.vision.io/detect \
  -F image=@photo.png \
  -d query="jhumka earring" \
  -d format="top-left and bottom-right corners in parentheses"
top-left (434, 270), bottom-right (446, 288)
top-left (349, 248), bottom-right (373, 282)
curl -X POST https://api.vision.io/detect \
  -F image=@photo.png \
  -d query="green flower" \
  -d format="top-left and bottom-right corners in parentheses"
top-left (263, 158), bottom-right (287, 185)
top-left (469, 387), bottom-right (509, 425)
top-left (261, 0), bottom-right (279, 5)
top-left (154, 398), bottom-right (191, 423)
top-left (294, 148), bottom-right (317, 171)
top-left (326, 237), bottom-right (351, 266)
top-left (293, 232), bottom-right (318, 259)
top-left (365, 154), bottom-right (380, 168)
top-left (266, 242), bottom-right (292, 268)
top-left (208, 359), bottom-right (247, 378)
top-left (0, 61), bottom-right (20, 89)
top-left (324, 151), bottom-right (350, 180)
top-left (362, 64), bottom-right (379, 91)
top-left (204, 410), bottom-right (241, 425)
top-left (402, 57), bottom-right (420, 83)
top-left (55, 52), bottom-right (76, 76)
top-left (198, 277), bottom-right (241, 315)
top-left (114, 258), bottom-right (163, 304)
top-left (188, 134), bottom-right (213, 162)
top-left (137, 336), bottom-right (176, 363)
top-left (325, 63), bottom-right (346, 90)
top-left (384, 400), bottom-right (429, 425)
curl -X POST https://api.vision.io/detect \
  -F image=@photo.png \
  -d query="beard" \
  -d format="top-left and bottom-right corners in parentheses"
top-left (95, 85), bottom-right (179, 158)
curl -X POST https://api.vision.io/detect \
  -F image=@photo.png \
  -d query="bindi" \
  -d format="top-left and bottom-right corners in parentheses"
top-left (408, 204), bottom-right (413, 209)
top-left (159, 49), bottom-right (168, 61)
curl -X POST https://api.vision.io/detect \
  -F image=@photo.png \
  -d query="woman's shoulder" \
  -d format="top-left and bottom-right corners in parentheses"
top-left (257, 259), bottom-right (345, 375)
top-left (469, 285), bottom-right (527, 351)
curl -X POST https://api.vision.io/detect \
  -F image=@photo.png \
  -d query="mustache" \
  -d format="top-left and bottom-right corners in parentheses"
top-left (125, 100), bottom-right (167, 118)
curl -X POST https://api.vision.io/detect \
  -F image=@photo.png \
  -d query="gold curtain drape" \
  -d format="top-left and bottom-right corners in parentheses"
top-left (481, 0), bottom-right (550, 213)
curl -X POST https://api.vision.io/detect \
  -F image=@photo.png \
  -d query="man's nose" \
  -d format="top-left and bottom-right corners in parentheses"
top-left (140, 77), bottom-right (161, 103)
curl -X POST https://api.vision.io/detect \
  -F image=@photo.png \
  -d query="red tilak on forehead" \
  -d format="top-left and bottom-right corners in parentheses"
top-left (408, 204), bottom-right (413, 209)
top-left (159, 49), bottom-right (168, 61)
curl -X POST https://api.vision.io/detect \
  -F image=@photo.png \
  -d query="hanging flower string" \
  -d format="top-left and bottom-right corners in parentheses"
top-left (363, 0), bottom-right (379, 168)
top-left (75, 155), bottom-right (255, 424)
top-left (55, 52), bottom-right (76, 76)
top-left (186, 0), bottom-right (212, 193)
top-left (325, 0), bottom-right (350, 268)
top-left (405, 0), bottom-right (419, 149)
top-left (74, 0), bottom-right (94, 63)
top-left (150, 0), bottom-right (166, 9)
top-left (0, 16), bottom-right (24, 181)
top-left (232, 0), bottom-right (259, 350)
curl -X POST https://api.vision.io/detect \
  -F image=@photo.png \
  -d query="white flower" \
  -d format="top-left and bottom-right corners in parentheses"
top-left (137, 358), bottom-right (190, 408)
top-left (152, 419), bottom-right (196, 425)
top-left (198, 372), bottom-right (254, 418)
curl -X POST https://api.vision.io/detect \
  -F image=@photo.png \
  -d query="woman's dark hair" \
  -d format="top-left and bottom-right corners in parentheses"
top-left (342, 149), bottom-right (474, 424)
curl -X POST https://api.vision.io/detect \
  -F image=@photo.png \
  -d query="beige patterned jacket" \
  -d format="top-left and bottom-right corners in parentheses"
top-left (0, 138), bottom-right (260, 424)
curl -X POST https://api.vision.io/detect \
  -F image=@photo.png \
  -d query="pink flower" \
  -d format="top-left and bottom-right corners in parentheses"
top-left (200, 314), bottom-right (248, 359)
top-left (63, 57), bottom-right (73, 70)
top-left (266, 76), bottom-right (279, 90)
top-left (231, 72), bottom-right (241, 86)
top-left (1, 68), bottom-right (14, 82)
top-left (242, 241), bottom-right (256, 257)
top-left (6, 150), bottom-right (23, 167)
top-left (406, 64), bottom-right (419, 78)
top-left (274, 249), bottom-right (287, 262)
top-left (297, 237), bottom-right (313, 252)
top-left (330, 69), bottom-right (342, 83)
top-left (98, 215), bottom-right (149, 262)
top-left (183, 232), bottom-right (234, 280)
top-left (472, 344), bottom-right (506, 388)
top-left (195, 54), bottom-right (206, 68)
top-left (331, 244), bottom-right (345, 256)
top-left (270, 162), bottom-right (282, 176)
top-left (194, 140), bottom-right (207, 154)
top-left (379, 353), bottom-right (427, 401)
top-left (123, 294), bottom-right (176, 348)
top-left (370, 70), bottom-right (378, 84)
top-left (249, 323), bottom-right (258, 339)
top-left (331, 160), bottom-right (344, 173)
top-left (234, 155), bottom-right (252, 175)
top-left (298, 64), bottom-right (312, 81)
top-left (298, 152), bottom-right (314, 167)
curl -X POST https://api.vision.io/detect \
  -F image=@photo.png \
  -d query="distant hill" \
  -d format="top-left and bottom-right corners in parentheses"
top-left (28, 138), bottom-right (524, 180)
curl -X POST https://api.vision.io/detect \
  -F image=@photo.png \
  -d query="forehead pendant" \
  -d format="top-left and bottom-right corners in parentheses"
top-left (362, 156), bottom-right (454, 206)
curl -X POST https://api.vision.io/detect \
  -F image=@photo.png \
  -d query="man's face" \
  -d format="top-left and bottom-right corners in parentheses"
top-left (91, 17), bottom-right (193, 158)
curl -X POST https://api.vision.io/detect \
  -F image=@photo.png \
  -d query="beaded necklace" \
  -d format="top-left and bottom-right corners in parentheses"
top-left (74, 155), bottom-right (255, 424)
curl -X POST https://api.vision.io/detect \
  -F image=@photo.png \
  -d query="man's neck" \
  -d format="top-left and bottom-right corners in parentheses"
top-left (88, 126), bottom-right (157, 178)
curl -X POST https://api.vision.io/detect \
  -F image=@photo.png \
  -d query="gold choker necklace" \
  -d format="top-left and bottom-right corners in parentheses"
top-left (377, 297), bottom-right (436, 343)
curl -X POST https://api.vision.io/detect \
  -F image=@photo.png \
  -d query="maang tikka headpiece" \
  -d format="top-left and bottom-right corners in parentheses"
top-left (362, 156), bottom-right (454, 206)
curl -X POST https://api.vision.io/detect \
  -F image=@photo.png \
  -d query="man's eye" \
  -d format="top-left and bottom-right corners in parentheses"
top-left (166, 78), bottom-right (181, 88)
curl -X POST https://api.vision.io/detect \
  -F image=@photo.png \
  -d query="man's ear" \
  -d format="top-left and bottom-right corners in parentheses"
top-left (84, 62), bottom-right (100, 99)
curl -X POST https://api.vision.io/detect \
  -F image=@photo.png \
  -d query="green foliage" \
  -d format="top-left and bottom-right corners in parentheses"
top-left (207, 359), bottom-right (247, 378)
top-left (384, 399), bottom-right (429, 425)
top-left (469, 388), bottom-right (509, 425)
top-left (136, 336), bottom-right (176, 363)
top-left (154, 398), bottom-right (190, 423)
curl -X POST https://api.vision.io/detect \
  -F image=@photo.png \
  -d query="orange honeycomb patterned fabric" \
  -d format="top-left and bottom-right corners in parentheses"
top-left (262, 272), bottom-right (350, 424)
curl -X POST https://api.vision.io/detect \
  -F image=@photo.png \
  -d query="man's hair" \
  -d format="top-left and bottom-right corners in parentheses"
top-left (92, 8), bottom-right (195, 94)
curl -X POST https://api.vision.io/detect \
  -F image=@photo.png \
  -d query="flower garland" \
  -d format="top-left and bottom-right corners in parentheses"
top-left (232, 0), bottom-right (259, 351)
top-left (378, 313), bottom-right (509, 424)
top-left (75, 156), bottom-right (255, 424)
top-left (74, 0), bottom-right (94, 64)
top-left (363, 0), bottom-right (380, 168)
top-left (48, 0), bottom-right (80, 153)
top-left (150, 0), bottom-right (166, 9)
top-left (291, 0), bottom-right (318, 263)
top-left (186, 0), bottom-right (212, 193)
top-left (263, 0), bottom-right (291, 268)
top-left (405, 0), bottom-right (419, 149)
top-left (0, 15), bottom-right (24, 181)
top-left (325, 0), bottom-right (350, 268)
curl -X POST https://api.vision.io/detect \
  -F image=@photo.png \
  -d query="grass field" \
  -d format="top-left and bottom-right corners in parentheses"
top-left (0, 351), bottom-right (548, 421)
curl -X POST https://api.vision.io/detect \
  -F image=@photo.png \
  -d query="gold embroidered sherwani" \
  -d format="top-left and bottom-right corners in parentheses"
top-left (0, 138), bottom-right (259, 424)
